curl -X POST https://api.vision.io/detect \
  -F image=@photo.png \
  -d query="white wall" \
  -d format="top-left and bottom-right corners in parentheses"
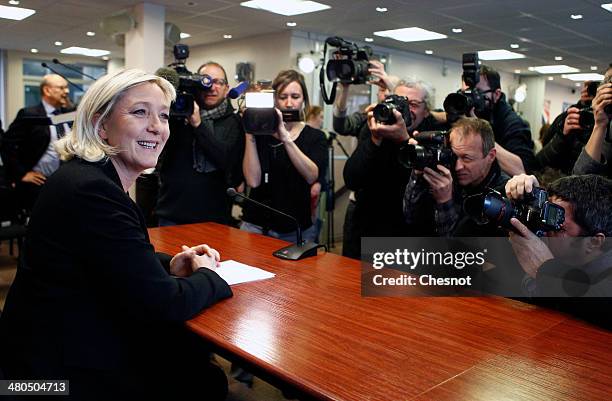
top-left (544, 80), bottom-right (578, 119)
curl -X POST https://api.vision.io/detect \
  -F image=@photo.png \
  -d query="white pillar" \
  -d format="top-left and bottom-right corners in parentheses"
top-left (124, 2), bottom-right (164, 73)
top-left (517, 76), bottom-right (546, 142)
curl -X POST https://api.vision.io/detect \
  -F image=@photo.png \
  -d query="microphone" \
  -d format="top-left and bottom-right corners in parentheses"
top-left (155, 67), bottom-right (180, 90)
top-left (52, 58), bottom-right (97, 80)
top-left (228, 81), bottom-right (249, 99)
top-left (41, 62), bottom-right (84, 93)
top-left (226, 188), bottom-right (319, 260)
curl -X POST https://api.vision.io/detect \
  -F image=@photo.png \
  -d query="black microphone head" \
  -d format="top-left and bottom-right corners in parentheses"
top-left (41, 62), bottom-right (48, 68)
top-left (52, 58), bottom-right (59, 64)
top-left (226, 187), bottom-right (237, 198)
top-left (155, 67), bottom-right (180, 89)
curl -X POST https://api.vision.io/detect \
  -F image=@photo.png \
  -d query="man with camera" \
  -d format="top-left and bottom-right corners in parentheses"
top-left (467, 65), bottom-right (536, 175)
top-left (572, 65), bottom-right (612, 179)
top-left (156, 62), bottom-right (245, 226)
top-left (403, 117), bottom-right (509, 237)
top-left (506, 173), bottom-right (612, 326)
top-left (536, 80), bottom-right (601, 175)
top-left (343, 78), bottom-right (448, 257)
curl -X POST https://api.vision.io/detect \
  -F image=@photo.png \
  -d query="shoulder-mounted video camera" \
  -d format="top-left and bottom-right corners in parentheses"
top-left (443, 53), bottom-right (488, 124)
top-left (464, 187), bottom-right (565, 236)
top-left (320, 36), bottom-right (372, 104)
top-left (398, 131), bottom-right (456, 170)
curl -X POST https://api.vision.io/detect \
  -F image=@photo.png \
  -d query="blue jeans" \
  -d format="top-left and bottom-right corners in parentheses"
top-left (240, 221), bottom-right (318, 243)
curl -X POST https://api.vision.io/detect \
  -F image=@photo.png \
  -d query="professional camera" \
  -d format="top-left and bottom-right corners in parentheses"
top-left (464, 187), bottom-right (565, 236)
top-left (166, 44), bottom-right (213, 118)
top-left (242, 85), bottom-right (302, 135)
top-left (443, 53), bottom-right (488, 124)
top-left (398, 131), bottom-right (456, 170)
top-left (320, 36), bottom-right (372, 104)
top-left (373, 94), bottom-right (411, 125)
top-left (576, 77), bottom-right (612, 131)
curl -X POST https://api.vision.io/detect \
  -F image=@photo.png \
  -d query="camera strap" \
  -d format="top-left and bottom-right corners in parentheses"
top-left (320, 41), bottom-right (338, 105)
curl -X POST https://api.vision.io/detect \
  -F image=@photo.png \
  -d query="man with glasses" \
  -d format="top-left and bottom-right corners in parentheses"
top-left (156, 61), bottom-right (245, 226)
top-left (469, 65), bottom-right (537, 175)
top-left (1, 74), bottom-right (73, 212)
top-left (343, 79), bottom-right (449, 258)
top-left (404, 117), bottom-right (509, 237)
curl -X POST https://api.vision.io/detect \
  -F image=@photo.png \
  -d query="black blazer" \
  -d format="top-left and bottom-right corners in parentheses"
top-left (0, 158), bottom-right (232, 390)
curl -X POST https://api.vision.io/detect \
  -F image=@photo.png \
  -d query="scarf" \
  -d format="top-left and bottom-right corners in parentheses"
top-left (193, 100), bottom-right (231, 173)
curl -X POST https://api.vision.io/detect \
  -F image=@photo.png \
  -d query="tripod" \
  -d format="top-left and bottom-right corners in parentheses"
top-left (324, 131), bottom-right (350, 250)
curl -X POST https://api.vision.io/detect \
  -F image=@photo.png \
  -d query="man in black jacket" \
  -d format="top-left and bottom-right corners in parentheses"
top-left (471, 65), bottom-right (537, 175)
top-left (157, 62), bottom-right (245, 225)
top-left (1, 74), bottom-right (73, 211)
top-left (343, 78), bottom-right (448, 258)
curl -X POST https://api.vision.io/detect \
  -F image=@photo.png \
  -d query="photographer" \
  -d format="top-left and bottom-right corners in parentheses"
top-left (506, 174), bottom-right (612, 326)
top-left (468, 65), bottom-right (536, 175)
top-left (156, 61), bottom-right (245, 226)
top-left (241, 70), bottom-right (327, 242)
top-left (404, 118), bottom-right (509, 237)
top-left (572, 66), bottom-right (612, 178)
top-left (536, 80), bottom-right (599, 175)
top-left (343, 79), bottom-right (449, 253)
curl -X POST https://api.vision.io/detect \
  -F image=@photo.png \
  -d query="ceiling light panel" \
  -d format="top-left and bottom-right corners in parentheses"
top-left (61, 47), bottom-right (110, 57)
top-left (561, 73), bottom-right (605, 81)
top-left (240, 0), bottom-right (330, 16)
top-left (478, 50), bottom-right (525, 60)
top-left (373, 27), bottom-right (447, 42)
top-left (0, 4), bottom-right (35, 20)
top-left (528, 65), bottom-right (580, 74)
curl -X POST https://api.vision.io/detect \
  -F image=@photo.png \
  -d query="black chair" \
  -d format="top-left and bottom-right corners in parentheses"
top-left (0, 180), bottom-right (26, 257)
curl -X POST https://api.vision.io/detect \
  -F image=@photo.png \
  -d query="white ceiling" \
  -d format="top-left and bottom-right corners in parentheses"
top-left (1, 0), bottom-right (610, 86)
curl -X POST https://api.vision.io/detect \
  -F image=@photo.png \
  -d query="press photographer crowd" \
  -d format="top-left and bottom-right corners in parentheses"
top-left (0, 37), bottom-right (611, 397)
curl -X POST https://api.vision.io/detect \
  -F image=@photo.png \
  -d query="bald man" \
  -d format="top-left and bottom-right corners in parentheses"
top-left (2, 74), bottom-right (74, 211)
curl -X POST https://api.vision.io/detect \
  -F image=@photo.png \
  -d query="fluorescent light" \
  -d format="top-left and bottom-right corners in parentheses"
top-left (30, 48), bottom-right (38, 53)
top-left (8, 0), bottom-right (20, 5)
top-left (548, 77), bottom-right (554, 81)
top-left (425, 50), bottom-right (433, 55)
top-left (374, 27), bottom-right (447, 42)
top-left (0, 4), bottom-right (35, 20)
top-left (528, 65), bottom-right (580, 74)
top-left (575, 83), bottom-right (581, 87)
top-left (54, 41), bottom-right (63, 46)
top-left (561, 73), bottom-right (605, 81)
top-left (376, 7), bottom-right (388, 12)
top-left (452, 28), bottom-right (462, 33)
top-left (364, 37), bottom-right (373, 42)
top-left (60, 46), bottom-right (110, 57)
top-left (286, 21), bottom-right (297, 26)
top-left (591, 66), bottom-right (598, 71)
top-left (478, 50), bottom-right (525, 60)
top-left (298, 56), bottom-right (315, 73)
top-left (223, 34), bottom-right (232, 39)
top-left (514, 69), bottom-right (521, 74)
top-left (180, 32), bottom-right (191, 39)
top-left (510, 43), bottom-right (519, 49)
top-left (601, 3), bottom-right (612, 12)
top-left (240, 0), bottom-right (330, 16)
top-left (86, 31), bottom-right (96, 36)
top-left (555, 56), bottom-right (563, 61)
top-left (102, 56), bottom-right (110, 61)
top-left (570, 14), bottom-right (583, 19)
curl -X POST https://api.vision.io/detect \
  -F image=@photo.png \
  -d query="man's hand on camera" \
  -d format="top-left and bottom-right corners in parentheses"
top-left (368, 60), bottom-right (393, 92)
top-left (367, 106), bottom-right (409, 146)
top-left (508, 218), bottom-right (554, 278)
top-left (593, 82), bottom-right (612, 126)
top-left (505, 174), bottom-right (539, 200)
top-left (422, 165), bottom-right (453, 204)
top-left (189, 101), bottom-right (201, 128)
top-left (562, 107), bottom-right (581, 135)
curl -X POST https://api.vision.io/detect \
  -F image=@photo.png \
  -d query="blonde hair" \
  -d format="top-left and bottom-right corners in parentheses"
top-left (55, 68), bottom-right (176, 162)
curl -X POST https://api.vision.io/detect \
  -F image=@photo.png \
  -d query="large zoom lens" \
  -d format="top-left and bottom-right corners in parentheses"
top-left (326, 60), bottom-right (356, 83)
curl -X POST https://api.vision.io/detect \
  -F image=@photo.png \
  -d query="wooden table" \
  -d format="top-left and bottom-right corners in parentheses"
top-left (149, 223), bottom-right (612, 401)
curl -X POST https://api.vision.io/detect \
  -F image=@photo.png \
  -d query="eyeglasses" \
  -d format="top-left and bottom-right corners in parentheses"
top-left (211, 78), bottom-right (228, 87)
top-left (408, 100), bottom-right (425, 108)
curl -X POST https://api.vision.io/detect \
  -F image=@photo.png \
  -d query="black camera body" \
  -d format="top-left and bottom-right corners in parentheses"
top-left (169, 44), bottom-right (214, 118)
top-left (578, 107), bottom-right (595, 132)
top-left (443, 53), bottom-right (488, 124)
top-left (242, 89), bottom-right (302, 135)
top-left (325, 37), bottom-right (372, 85)
top-left (373, 95), bottom-right (411, 125)
top-left (465, 187), bottom-right (565, 236)
top-left (398, 131), bottom-right (456, 170)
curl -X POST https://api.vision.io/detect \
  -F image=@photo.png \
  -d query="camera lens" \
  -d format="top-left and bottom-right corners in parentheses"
top-left (482, 193), bottom-right (514, 227)
top-left (373, 103), bottom-right (395, 124)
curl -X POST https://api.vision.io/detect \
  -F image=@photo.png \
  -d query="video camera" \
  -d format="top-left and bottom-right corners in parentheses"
top-left (373, 94), bottom-right (411, 125)
top-left (443, 53), bottom-right (488, 124)
top-left (320, 36), bottom-right (373, 104)
top-left (164, 44), bottom-right (214, 118)
top-left (464, 187), bottom-right (565, 236)
top-left (242, 81), bottom-right (302, 135)
top-left (398, 131), bottom-right (456, 170)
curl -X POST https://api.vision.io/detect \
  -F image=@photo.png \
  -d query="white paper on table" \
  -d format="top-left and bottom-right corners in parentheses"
top-left (215, 260), bottom-right (275, 285)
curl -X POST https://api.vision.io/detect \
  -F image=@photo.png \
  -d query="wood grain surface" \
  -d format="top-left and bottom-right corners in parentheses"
top-left (149, 223), bottom-right (612, 401)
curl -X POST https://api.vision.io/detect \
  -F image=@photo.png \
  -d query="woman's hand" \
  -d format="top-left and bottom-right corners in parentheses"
top-left (273, 108), bottom-right (293, 143)
top-left (169, 244), bottom-right (221, 277)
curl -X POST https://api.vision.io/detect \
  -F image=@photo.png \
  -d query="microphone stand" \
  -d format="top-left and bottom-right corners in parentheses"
top-left (324, 131), bottom-right (350, 250)
top-left (227, 189), bottom-right (319, 260)
top-left (52, 58), bottom-right (97, 80)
